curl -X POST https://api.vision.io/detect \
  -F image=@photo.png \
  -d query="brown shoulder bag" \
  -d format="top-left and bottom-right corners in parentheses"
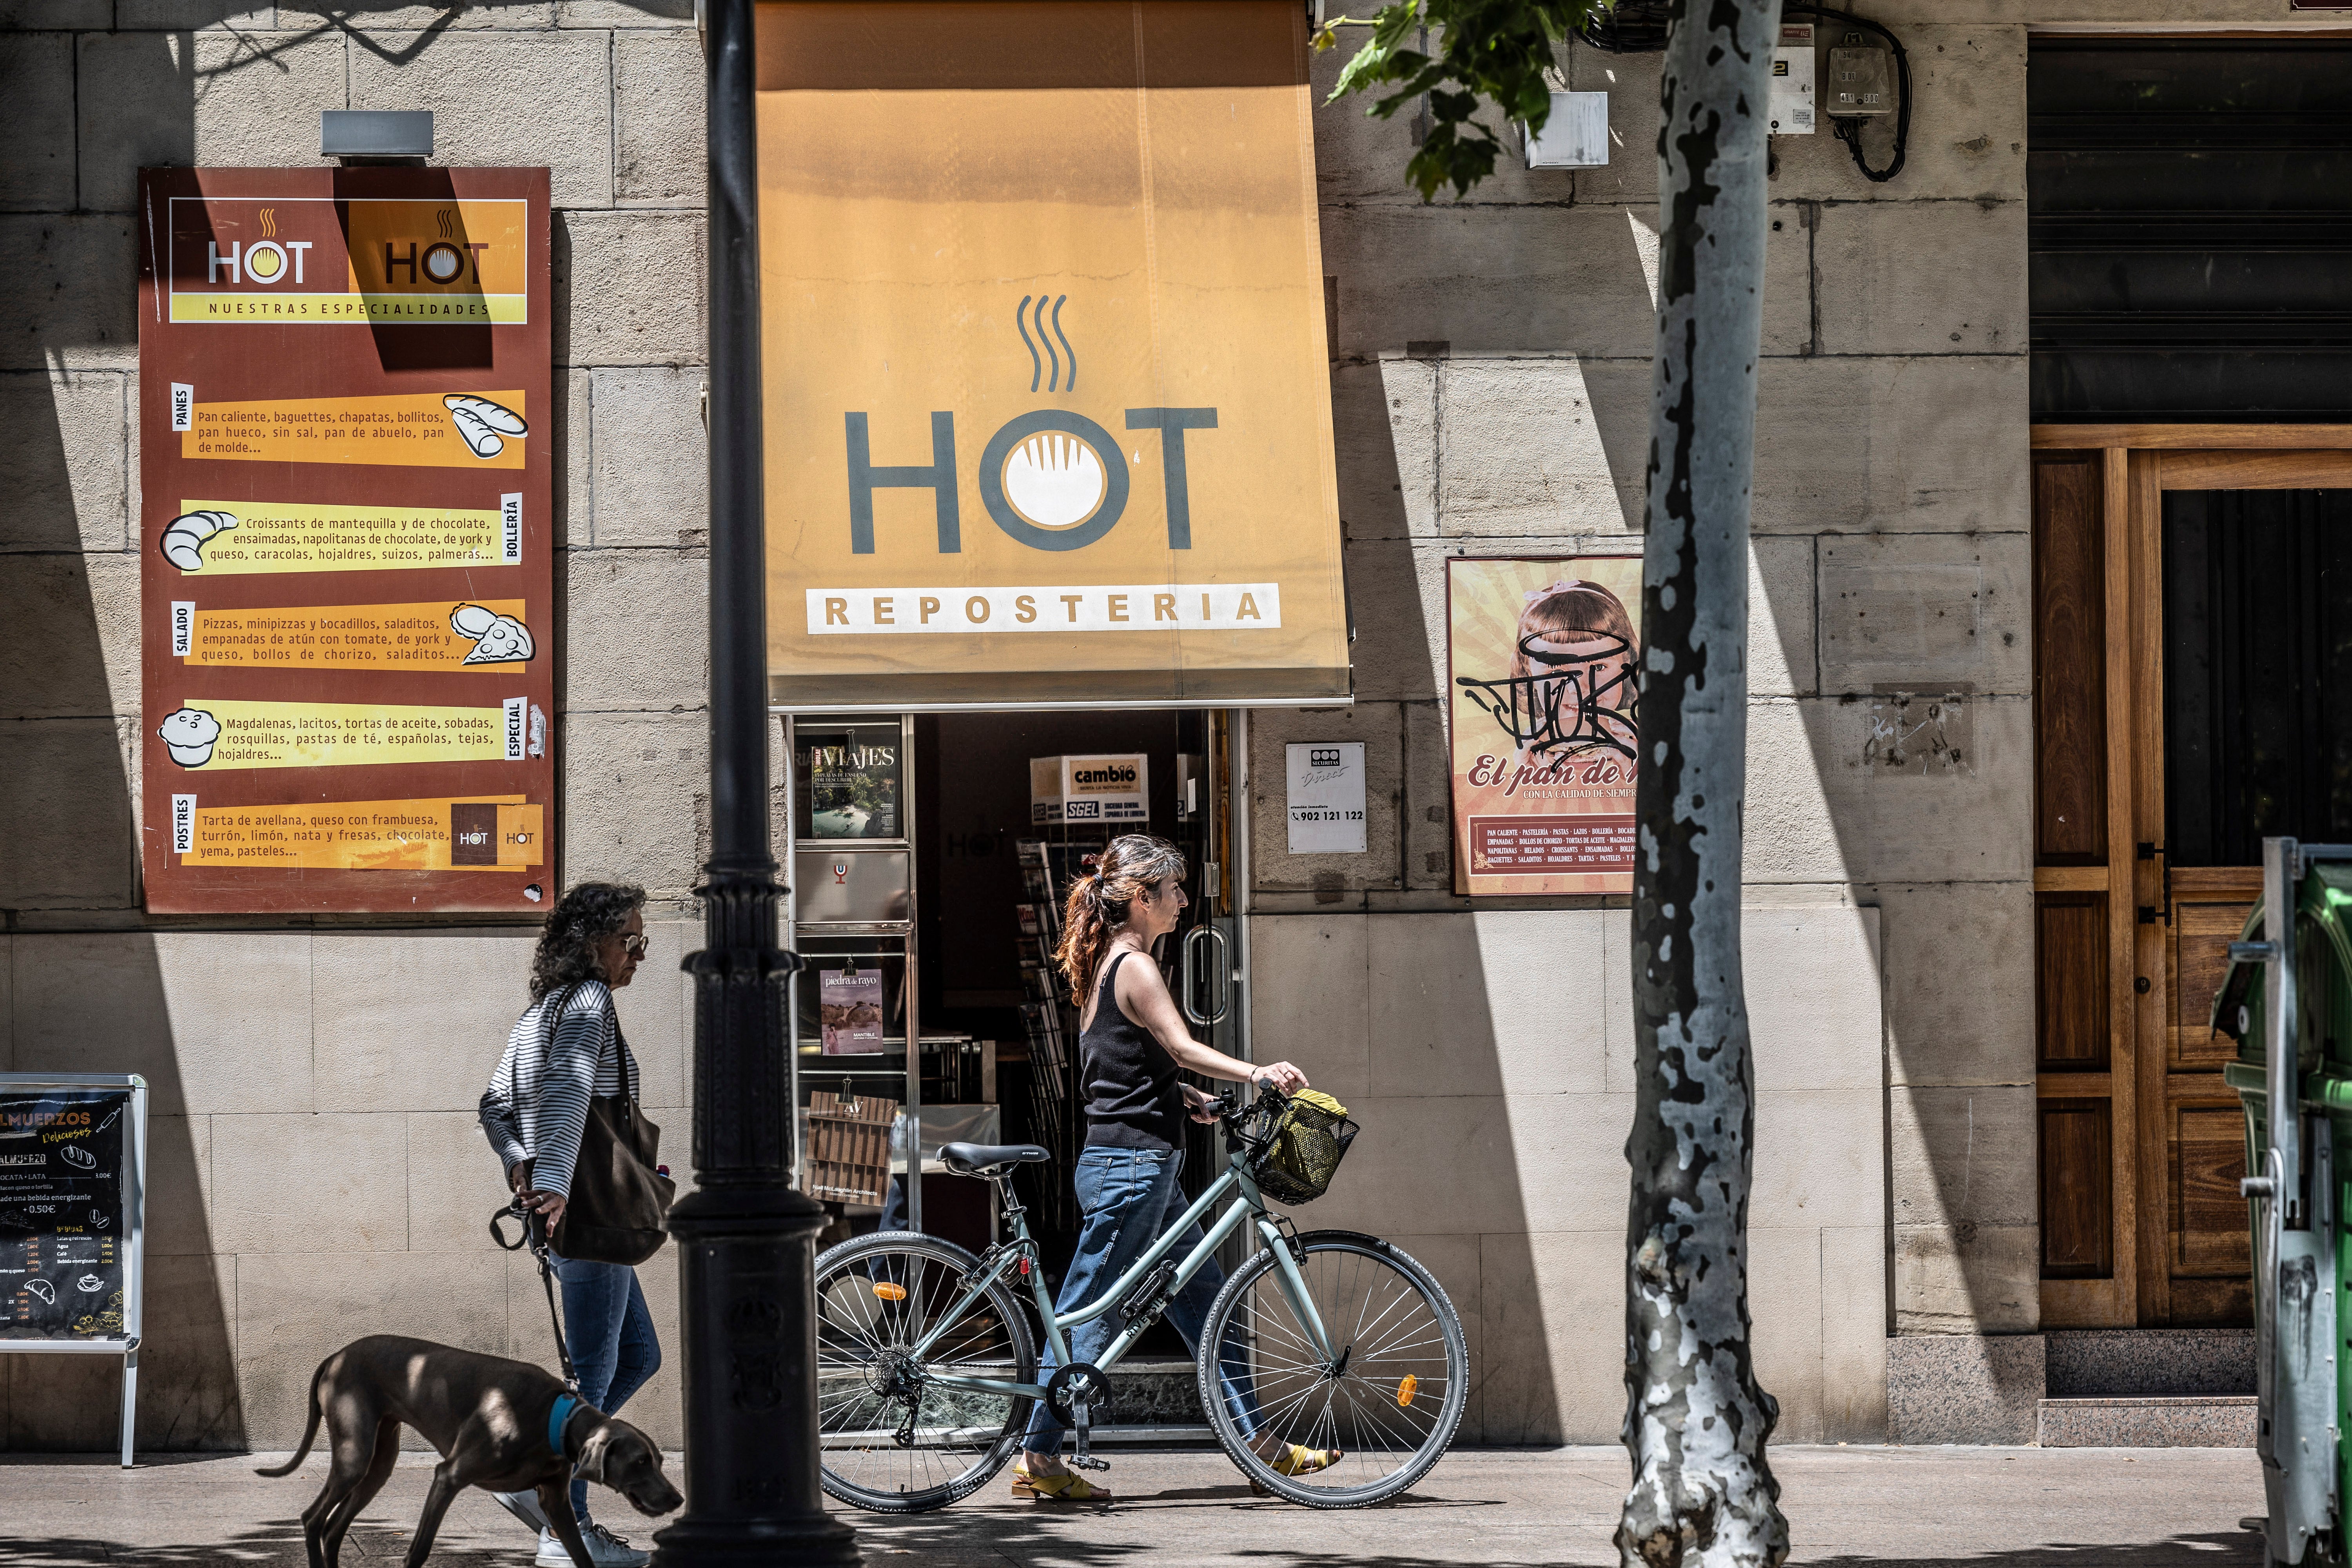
top-left (548, 985), bottom-right (676, 1266)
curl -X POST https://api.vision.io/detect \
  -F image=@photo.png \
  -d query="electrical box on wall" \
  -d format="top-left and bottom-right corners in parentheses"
top-left (1828, 29), bottom-right (1895, 116)
top-left (1770, 23), bottom-right (1815, 134)
top-left (1523, 91), bottom-right (1610, 168)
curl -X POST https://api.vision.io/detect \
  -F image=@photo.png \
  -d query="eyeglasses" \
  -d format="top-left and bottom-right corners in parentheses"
top-left (620, 934), bottom-right (649, 959)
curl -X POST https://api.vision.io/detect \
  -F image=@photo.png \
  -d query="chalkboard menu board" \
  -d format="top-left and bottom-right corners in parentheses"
top-left (1, 1087), bottom-right (132, 1340)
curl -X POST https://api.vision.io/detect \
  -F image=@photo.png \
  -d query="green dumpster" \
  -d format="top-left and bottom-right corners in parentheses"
top-left (2218, 838), bottom-right (2352, 1565)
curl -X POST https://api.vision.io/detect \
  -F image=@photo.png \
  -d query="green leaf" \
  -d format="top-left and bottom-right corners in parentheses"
top-left (1326, 0), bottom-right (1620, 200)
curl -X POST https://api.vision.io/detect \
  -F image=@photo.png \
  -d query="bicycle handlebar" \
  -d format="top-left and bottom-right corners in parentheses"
top-left (1211, 1081), bottom-right (1289, 1128)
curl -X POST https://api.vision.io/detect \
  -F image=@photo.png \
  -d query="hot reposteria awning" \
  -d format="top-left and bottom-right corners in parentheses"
top-left (756, 0), bottom-right (1350, 709)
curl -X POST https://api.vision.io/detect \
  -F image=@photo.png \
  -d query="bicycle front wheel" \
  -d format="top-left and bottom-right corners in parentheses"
top-left (1198, 1229), bottom-right (1467, 1508)
top-left (813, 1230), bottom-right (1038, 1513)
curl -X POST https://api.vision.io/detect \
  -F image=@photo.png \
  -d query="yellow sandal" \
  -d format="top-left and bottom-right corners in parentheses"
top-left (1011, 1468), bottom-right (1114, 1503)
top-left (1249, 1443), bottom-right (1343, 1495)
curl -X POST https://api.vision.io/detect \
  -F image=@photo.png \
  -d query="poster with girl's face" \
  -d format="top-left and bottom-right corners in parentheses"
top-left (1446, 557), bottom-right (1642, 895)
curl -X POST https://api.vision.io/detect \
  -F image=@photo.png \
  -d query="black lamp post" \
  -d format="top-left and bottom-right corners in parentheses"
top-left (650, 0), bottom-right (858, 1562)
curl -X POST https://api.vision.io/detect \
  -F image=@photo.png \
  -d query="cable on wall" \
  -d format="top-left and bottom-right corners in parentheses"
top-left (1782, 3), bottom-right (1911, 183)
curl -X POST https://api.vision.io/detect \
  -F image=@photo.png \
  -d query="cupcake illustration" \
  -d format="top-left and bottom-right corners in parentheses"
top-left (157, 707), bottom-right (223, 767)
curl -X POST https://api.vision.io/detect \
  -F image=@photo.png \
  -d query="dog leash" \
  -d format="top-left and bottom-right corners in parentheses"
top-left (490, 1198), bottom-right (580, 1392)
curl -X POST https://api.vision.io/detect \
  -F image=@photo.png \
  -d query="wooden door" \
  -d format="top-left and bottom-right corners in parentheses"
top-left (2031, 426), bottom-right (2352, 1328)
top-left (2031, 445), bottom-right (2137, 1327)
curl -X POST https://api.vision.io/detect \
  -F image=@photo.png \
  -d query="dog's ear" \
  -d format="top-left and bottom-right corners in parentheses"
top-left (572, 1422), bottom-right (615, 1486)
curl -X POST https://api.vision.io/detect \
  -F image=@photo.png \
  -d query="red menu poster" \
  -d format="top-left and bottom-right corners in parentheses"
top-left (135, 168), bottom-right (555, 913)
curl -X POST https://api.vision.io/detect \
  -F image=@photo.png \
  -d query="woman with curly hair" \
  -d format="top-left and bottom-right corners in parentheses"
top-left (479, 882), bottom-right (659, 1568)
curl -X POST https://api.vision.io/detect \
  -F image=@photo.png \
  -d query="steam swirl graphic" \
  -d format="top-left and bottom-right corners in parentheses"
top-left (1014, 294), bottom-right (1077, 393)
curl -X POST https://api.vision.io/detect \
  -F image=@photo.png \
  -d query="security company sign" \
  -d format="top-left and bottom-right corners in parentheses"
top-left (756, 1), bottom-right (1350, 709)
top-left (135, 168), bottom-right (554, 915)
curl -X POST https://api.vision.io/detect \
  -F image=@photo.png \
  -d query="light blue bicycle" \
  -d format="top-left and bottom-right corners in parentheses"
top-left (812, 1086), bottom-right (1468, 1511)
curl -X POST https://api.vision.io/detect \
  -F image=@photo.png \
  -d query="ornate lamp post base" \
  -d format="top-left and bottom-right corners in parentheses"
top-left (654, 1189), bottom-right (857, 1566)
top-left (652, 0), bottom-right (861, 1559)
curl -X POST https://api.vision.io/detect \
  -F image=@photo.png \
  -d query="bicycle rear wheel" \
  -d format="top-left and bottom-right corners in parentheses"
top-left (1198, 1229), bottom-right (1467, 1508)
top-left (813, 1231), bottom-right (1037, 1513)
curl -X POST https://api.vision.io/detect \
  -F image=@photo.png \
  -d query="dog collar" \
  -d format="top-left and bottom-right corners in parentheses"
top-left (549, 1393), bottom-right (583, 1455)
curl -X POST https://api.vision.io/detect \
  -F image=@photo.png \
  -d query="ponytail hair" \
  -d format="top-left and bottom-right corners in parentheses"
top-left (1053, 833), bottom-right (1188, 1005)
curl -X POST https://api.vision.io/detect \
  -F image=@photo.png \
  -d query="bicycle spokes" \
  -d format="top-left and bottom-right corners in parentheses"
top-left (814, 1238), bottom-right (1035, 1511)
top-left (1210, 1239), bottom-right (1463, 1501)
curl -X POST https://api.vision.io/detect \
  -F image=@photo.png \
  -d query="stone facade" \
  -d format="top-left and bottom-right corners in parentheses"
top-left (1, 0), bottom-right (710, 1451)
top-left (0, 0), bottom-right (2309, 1452)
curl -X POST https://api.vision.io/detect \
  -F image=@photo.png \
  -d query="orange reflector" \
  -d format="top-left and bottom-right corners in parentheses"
top-left (1397, 1374), bottom-right (1419, 1408)
top-left (873, 1282), bottom-right (907, 1301)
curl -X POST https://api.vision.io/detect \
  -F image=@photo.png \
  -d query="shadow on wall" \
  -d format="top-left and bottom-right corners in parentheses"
top-left (2, 0), bottom-right (673, 1452)
top-left (1306, 39), bottom-right (1907, 1444)
top-left (1292, 56), bottom-right (1679, 1451)
top-left (2, 22), bottom-right (244, 1453)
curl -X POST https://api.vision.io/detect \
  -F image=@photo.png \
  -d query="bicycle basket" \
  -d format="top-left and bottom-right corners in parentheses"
top-left (1248, 1091), bottom-right (1359, 1205)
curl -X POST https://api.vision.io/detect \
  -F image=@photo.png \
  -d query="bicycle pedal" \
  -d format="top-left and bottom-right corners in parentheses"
top-left (1069, 1455), bottom-right (1111, 1472)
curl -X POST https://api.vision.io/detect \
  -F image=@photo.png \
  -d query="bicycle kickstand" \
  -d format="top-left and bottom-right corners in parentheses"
top-left (1068, 1395), bottom-right (1109, 1473)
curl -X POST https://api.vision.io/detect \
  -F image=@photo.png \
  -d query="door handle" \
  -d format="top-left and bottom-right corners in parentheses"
top-left (1180, 924), bottom-right (1232, 1027)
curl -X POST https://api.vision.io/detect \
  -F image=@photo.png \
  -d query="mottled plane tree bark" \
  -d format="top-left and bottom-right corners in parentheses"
top-left (1326, 2), bottom-right (1788, 1563)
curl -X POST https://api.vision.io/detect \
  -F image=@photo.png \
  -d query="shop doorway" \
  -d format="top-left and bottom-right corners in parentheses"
top-left (2032, 430), bottom-right (2352, 1328)
top-left (781, 707), bottom-right (1249, 1320)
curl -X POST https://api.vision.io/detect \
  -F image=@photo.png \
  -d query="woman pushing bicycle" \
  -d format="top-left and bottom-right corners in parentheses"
top-left (1011, 833), bottom-right (1337, 1502)
top-left (808, 838), bottom-right (1468, 1514)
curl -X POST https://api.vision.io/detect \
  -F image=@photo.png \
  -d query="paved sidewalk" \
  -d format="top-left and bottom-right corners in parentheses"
top-left (0, 1445), bottom-right (2263, 1566)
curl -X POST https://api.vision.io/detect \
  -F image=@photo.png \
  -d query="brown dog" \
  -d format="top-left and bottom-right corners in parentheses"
top-left (258, 1334), bottom-right (684, 1568)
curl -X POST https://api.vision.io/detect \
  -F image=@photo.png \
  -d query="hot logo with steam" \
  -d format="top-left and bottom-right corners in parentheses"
top-left (844, 296), bottom-right (1218, 556)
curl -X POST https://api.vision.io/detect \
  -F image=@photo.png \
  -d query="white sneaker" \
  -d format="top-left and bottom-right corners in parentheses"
top-left (492, 1489), bottom-right (549, 1532)
top-left (537, 1523), bottom-right (650, 1567)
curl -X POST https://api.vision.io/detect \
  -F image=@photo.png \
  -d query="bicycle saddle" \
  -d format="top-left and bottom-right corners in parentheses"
top-left (940, 1142), bottom-right (1052, 1176)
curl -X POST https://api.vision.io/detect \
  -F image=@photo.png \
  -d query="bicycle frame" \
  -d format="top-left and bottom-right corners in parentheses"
top-left (906, 1143), bottom-right (1337, 1404)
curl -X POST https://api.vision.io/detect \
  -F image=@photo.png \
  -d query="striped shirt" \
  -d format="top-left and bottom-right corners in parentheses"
top-left (479, 980), bottom-right (640, 1201)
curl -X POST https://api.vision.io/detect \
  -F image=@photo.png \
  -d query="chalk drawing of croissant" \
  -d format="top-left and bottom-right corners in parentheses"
top-left (444, 394), bottom-right (527, 459)
top-left (450, 603), bottom-right (535, 664)
top-left (160, 510), bottom-right (236, 571)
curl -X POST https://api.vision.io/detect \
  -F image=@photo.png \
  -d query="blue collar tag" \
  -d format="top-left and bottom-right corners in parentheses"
top-left (549, 1394), bottom-right (581, 1454)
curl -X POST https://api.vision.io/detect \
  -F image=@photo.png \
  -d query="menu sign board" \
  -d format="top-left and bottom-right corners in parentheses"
top-left (1, 1089), bottom-right (131, 1340)
top-left (136, 169), bottom-right (555, 913)
top-left (1446, 557), bottom-right (1643, 895)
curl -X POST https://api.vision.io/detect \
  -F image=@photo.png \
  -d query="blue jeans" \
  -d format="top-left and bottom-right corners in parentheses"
top-left (1022, 1146), bottom-right (1261, 1454)
top-left (554, 1256), bottom-right (661, 1523)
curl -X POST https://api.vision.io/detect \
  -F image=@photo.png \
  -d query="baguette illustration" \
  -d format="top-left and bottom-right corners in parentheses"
top-left (444, 394), bottom-right (527, 459)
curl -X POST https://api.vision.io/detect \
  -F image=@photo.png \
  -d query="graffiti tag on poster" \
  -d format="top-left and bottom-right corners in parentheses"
top-left (1446, 557), bottom-right (1642, 895)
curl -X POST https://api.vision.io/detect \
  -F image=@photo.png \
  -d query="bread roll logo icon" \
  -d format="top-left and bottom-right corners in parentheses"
top-left (444, 394), bottom-right (528, 459)
top-left (157, 707), bottom-right (223, 768)
top-left (1001, 432), bottom-right (1108, 530)
top-left (159, 510), bottom-right (237, 572)
top-left (449, 603), bottom-right (535, 665)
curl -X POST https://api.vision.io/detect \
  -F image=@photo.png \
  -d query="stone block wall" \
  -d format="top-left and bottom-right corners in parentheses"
top-left (1241, 16), bottom-right (2073, 1441)
top-left (4, 0), bottom-right (2296, 1454)
top-left (0, 1), bottom-right (709, 1451)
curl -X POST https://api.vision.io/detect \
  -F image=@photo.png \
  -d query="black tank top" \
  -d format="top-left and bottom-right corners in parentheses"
top-left (1080, 952), bottom-right (1185, 1151)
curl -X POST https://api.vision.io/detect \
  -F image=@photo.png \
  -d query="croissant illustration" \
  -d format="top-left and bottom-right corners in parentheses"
top-left (444, 394), bottom-right (527, 459)
top-left (159, 510), bottom-right (237, 572)
top-left (450, 603), bottom-right (535, 664)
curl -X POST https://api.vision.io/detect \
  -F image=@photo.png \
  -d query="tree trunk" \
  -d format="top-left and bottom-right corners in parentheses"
top-left (1619, 0), bottom-right (1788, 1565)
